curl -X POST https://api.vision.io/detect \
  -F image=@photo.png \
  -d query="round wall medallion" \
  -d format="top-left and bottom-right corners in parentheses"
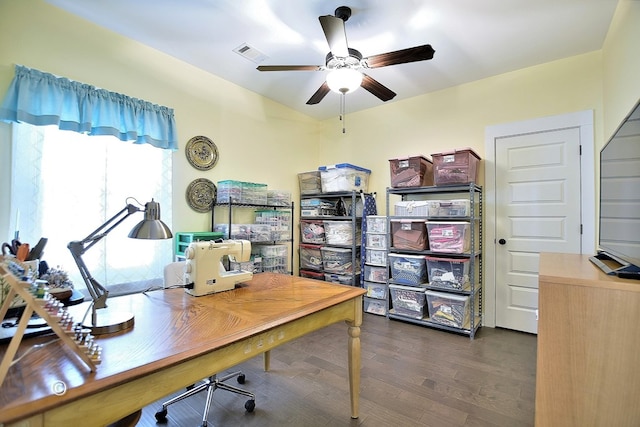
top-left (186, 178), bottom-right (217, 213)
top-left (185, 135), bottom-right (219, 171)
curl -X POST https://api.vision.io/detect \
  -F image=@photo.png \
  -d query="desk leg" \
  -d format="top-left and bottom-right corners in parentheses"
top-left (263, 350), bottom-right (270, 371)
top-left (346, 299), bottom-right (362, 419)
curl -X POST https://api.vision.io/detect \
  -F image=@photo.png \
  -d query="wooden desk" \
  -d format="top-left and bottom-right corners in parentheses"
top-left (0, 273), bottom-right (365, 426)
top-left (536, 253), bottom-right (640, 427)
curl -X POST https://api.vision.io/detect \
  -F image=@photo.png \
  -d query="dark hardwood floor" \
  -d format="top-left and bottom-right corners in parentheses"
top-left (137, 313), bottom-right (537, 427)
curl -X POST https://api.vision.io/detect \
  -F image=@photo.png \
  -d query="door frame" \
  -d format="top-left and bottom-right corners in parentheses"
top-left (483, 110), bottom-right (596, 328)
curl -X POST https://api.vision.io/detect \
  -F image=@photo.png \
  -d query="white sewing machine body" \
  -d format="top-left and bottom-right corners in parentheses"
top-left (184, 239), bottom-right (253, 297)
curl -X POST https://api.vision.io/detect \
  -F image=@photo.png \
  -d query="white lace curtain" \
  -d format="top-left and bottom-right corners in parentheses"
top-left (9, 123), bottom-right (173, 293)
top-left (0, 65), bottom-right (176, 293)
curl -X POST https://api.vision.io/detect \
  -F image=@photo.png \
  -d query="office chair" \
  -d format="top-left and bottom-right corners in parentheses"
top-left (155, 262), bottom-right (256, 426)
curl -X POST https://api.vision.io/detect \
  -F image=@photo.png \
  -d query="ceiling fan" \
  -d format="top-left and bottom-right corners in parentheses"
top-left (257, 6), bottom-right (435, 105)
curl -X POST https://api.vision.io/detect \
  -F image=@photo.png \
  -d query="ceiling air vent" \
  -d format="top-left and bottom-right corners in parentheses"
top-left (233, 43), bottom-right (268, 64)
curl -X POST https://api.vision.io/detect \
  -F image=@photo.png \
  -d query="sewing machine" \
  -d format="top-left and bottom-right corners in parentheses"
top-left (184, 240), bottom-right (253, 297)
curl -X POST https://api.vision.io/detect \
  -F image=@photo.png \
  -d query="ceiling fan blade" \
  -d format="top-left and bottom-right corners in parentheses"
top-left (319, 15), bottom-right (349, 58)
top-left (363, 44), bottom-right (435, 68)
top-left (361, 74), bottom-right (396, 102)
top-left (257, 65), bottom-right (323, 71)
top-left (306, 82), bottom-right (331, 105)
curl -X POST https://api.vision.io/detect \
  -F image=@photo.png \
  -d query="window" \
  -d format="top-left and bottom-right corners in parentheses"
top-left (10, 123), bottom-right (173, 295)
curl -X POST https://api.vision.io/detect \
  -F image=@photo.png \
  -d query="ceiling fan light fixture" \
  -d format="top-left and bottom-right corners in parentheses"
top-left (326, 68), bottom-right (363, 94)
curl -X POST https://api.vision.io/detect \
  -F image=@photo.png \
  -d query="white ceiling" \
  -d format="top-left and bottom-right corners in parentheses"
top-left (45, 0), bottom-right (619, 121)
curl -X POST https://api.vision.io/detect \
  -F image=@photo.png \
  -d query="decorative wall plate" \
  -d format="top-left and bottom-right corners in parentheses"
top-left (185, 135), bottom-right (218, 171)
top-left (186, 178), bottom-right (217, 213)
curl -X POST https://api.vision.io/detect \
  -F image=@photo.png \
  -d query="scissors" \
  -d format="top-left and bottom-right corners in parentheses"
top-left (2, 239), bottom-right (30, 261)
top-left (2, 239), bottom-right (21, 256)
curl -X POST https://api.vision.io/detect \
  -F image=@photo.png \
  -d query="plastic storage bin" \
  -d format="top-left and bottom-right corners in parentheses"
top-left (394, 200), bottom-right (430, 216)
top-left (426, 290), bottom-right (470, 328)
top-left (365, 233), bottom-right (388, 249)
top-left (301, 206), bottom-right (338, 217)
top-left (300, 220), bottom-right (325, 244)
top-left (366, 215), bottom-right (387, 233)
top-left (320, 247), bottom-right (358, 274)
top-left (431, 148), bottom-right (481, 186)
top-left (241, 182), bottom-right (268, 204)
top-left (261, 257), bottom-right (287, 273)
top-left (426, 199), bottom-right (471, 218)
top-left (318, 163), bottom-right (371, 192)
top-left (299, 244), bottom-right (323, 270)
top-left (425, 256), bottom-right (470, 290)
top-left (254, 209), bottom-right (291, 241)
top-left (365, 248), bottom-right (387, 266)
top-left (214, 223), bottom-right (274, 241)
top-left (300, 198), bottom-right (333, 207)
top-left (298, 171), bottom-right (322, 195)
top-left (213, 223), bottom-right (252, 240)
top-left (260, 244), bottom-right (288, 258)
top-left (260, 245), bottom-right (288, 273)
top-left (216, 180), bottom-right (268, 204)
top-left (324, 273), bottom-right (359, 285)
top-left (229, 260), bottom-right (262, 273)
top-left (300, 198), bottom-right (337, 217)
top-left (390, 219), bottom-right (428, 250)
top-left (267, 190), bottom-right (291, 207)
top-left (216, 180), bottom-right (243, 203)
top-left (388, 253), bottom-right (428, 286)
top-left (248, 224), bottom-right (272, 242)
top-left (389, 284), bottom-right (428, 319)
top-left (324, 220), bottom-right (360, 245)
top-left (254, 209), bottom-right (291, 225)
top-left (365, 281), bottom-right (387, 299)
top-left (389, 155), bottom-right (434, 188)
top-left (364, 264), bottom-right (388, 283)
top-left (426, 222), bottom-right (471, 254)
top-left (364, 296), bottom-right (387, 315)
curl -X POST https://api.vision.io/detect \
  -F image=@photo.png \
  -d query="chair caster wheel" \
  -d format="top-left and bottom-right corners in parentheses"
top-left (237, 374), bottom-right (246, 384)
top-left (245, 399), bottom-right (255, 413)
top-left (154, 408), bottom-right (167, 422)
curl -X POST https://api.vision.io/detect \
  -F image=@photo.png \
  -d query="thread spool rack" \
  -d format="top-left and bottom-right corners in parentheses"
top-left (0, 262), bottom-right (101, 387)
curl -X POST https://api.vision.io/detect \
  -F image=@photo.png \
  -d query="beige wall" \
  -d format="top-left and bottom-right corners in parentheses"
top-left (0, 0), bottom-right (318, 239)
top-left (317, 51), bottom-right (605, 214)
top-left (315, 0), bottom-right (639, 216)
top-left (602, 0), bottom-right (640, 138)
top-left (1, 0), bottom-right (639, 273)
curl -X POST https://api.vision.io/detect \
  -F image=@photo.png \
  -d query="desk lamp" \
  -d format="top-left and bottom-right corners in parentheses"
top-left (68, 198), bottom-right (172, 335)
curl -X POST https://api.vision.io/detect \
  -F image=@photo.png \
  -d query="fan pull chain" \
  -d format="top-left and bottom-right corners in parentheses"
top-left (340, 91), bottom-right (347, 133)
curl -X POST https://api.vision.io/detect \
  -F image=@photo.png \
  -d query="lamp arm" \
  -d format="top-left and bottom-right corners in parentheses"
top-left (78, 204), bottom-right (141, 252)
top-left (67, 204), bottom-right (141, 309)
top-left (68, 241), bottom-right (108, 308)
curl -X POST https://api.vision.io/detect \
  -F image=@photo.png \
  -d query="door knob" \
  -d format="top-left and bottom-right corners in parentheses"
top-left (498, 239), bottom-right (506, 245)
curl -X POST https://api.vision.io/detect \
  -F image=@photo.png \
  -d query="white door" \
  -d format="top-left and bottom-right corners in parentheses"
top-left (484, 110), bottom-right (595, 333)
top-left (495, 129), bottom-right (582, 333)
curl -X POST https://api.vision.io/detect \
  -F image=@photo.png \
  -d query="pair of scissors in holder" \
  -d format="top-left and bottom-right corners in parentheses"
top-left (2, 239), bottom-right (29, 261)
top-left (2, 239), bottom-right (21, 256)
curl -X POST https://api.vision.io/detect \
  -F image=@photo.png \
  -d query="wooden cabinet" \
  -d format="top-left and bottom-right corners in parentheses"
top-left (536, 253), bottom-right (640, 426)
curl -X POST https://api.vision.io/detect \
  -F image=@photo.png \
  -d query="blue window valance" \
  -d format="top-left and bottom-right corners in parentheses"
top-left (0, 65), bottom-right (178, 150)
